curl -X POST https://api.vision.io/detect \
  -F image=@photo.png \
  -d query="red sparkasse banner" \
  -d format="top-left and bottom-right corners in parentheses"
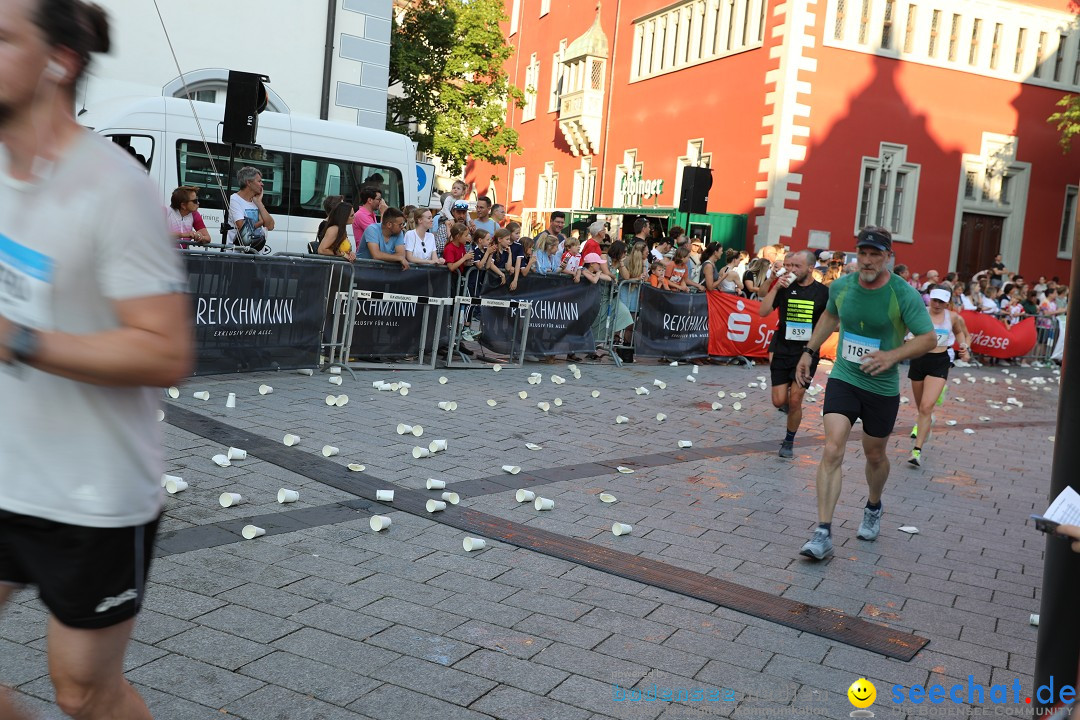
top-left (958, 311), bottom-right (1037, 358)
top-left (706, 291), bottom-right (837, 359)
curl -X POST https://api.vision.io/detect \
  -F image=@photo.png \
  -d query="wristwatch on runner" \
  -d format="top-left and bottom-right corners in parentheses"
top-left (3, 323), bottom-right (41, 364)
top-left (802, 347), bottom-right (820, 360)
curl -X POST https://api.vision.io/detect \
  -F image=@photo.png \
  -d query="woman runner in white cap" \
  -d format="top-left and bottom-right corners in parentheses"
top-left (906, 285), bottom-right (972, 467)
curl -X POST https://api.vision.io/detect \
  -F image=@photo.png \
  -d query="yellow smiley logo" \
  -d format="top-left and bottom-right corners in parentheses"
top-left (847, 678), bottom-right (876, 709)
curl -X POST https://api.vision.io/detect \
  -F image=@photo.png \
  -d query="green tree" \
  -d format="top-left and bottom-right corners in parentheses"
top-left (388, 0), bottom-right (524, 174)
top-left (1049, 95), bottom-right (1080, 153)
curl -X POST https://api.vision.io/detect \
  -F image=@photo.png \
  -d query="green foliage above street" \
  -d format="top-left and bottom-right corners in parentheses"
top-left (1049, 94), bottom-right (1080, 153)
top-left (388, 0), bottom-right (524, 174)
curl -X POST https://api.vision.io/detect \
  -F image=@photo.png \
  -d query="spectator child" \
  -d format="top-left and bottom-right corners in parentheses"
top-left (443, 223), bottom-right (474, 273)
top-left (529, 235), bottom-right (562, 276)
top-left (647, 261), bottom-right (668, 289)
top-left (562, 238), bottom-right (583, 274)
top-left (488, 228), bottom-right (515, 285)
top-left (580, 252), bottom-right (612, 284)
top-left (439, 180), bottom-right (468, 226)
top-left (665, 247), bottom-right (705, 292)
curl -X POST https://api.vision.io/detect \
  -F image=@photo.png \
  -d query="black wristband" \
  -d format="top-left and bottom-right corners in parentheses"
top-left (802, 347), bottom-right (819, 360)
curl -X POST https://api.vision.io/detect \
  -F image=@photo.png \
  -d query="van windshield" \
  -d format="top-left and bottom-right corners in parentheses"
top-left (176, 140), bottom-right (287, 214)
top-left (294, 155), bottom-right (404, 218)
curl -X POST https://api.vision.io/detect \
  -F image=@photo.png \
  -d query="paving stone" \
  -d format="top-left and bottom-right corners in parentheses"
top-left (142, 583), bottom-right (226, 620)
top-left (514, 613), bottom-right (611, 650)
top-left (270, 628), bottom-right (399, 673)
top-left (370, 655), bottom-right (496, 706)
top-left (471, 684), bottom-right (592, 720)
top-left (131, 609), bottom-right (198, 645)
top-left (347, 683), bottom-right (494, 720)
top-left (0, 639), bottom-right (47, 686)
top-left (195, 604), bottom-right (303, 644)
top-left (453, 648), bottom-right (570, 695)
top-left (158, 626), bottom-right (273, 671)
top-left (238, 650), bottom-right (378, 706)
top-left (214, 582), bottom-right (319, 618)
top-left (126, 654), bottom-right (265, 707)
top-left (593, 634), bottom-right (709, 679)
top-left (532, 642), bottom-right (651, 685)
top-left (365, 625), bottom-right (478, 665)
top-left (225, 684), bottom-right (373, 720)
top-left (361, 596), bottom-right (468, 634)
top-left (288, 602), bottom-right (391, 641)
top-left (548, 674), bottom-right (669, 720)
top-left (446, 620), bottom-right (551, 660)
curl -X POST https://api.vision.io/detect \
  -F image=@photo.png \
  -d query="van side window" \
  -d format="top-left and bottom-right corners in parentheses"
top-left (177, 140), bottom-right (287, 213)
top-left (293, 154), bottom-right (404, 218)
top-left (107, 134), bottom-right (153, 171)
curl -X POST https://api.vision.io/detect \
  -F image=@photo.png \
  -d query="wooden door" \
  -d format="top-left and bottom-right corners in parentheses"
top-left (957, 213), bottom-right (1004, 281)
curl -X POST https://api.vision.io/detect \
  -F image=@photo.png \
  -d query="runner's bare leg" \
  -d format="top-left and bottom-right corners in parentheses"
top-left (816, 413), bottom-right (854, 524)
top-left (0, 585), bottom-right (36, 720)
top-left (862, 433), bottom-right (891, 505)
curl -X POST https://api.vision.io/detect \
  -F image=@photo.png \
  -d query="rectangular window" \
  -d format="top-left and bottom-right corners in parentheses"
top-left (890, 170), bottom-right (907, 232)
top-left (511, 168), bottom-right (526, 202)
top-left (549, 40), bottom-right (566, 113)
top-left (881, 0), bottom-right (895, 49)
top-left (522, 55), bottom-right (539, 121)
top-left (1053, 35), bottom-right (1066, 82)
top-left (968, 19), bottom-right (981, 65)
top-left (510, 0), bottom-right (521, 34)
top-left (999, 174), bottom-right (1012, 205)
top-left (192, 89), bottom-right (217, 104)
top-left (540, 0), bottom-right (550, 17)
top-left (759, 0), bottom-right (767, 42)
top-left (947, 13), bottom-right (961, 61)
top-left (929, 10), bottom-right (941, 57)
top-left (858, 0), bottom-right (871, 44)
top-left (1035, 31), bottom-right (1048, 78)
top-left (834, 0), bottom-right (846, 41)
top-left (1060, 186), bottom-right (1077, 256)
top-left (965, 171), bottom-right (977, 199)
top-left (1014, 28), bottom-right (1026, 74)
top-left (742, 0), bottom-right (753, 46)
top-left (177, 140), bottom-right (287, 214)
top-left (858, 166), bottom-right (875, 229)
top-left (903, 4), bottom-right (917, 53)
top-left (855, 144), bottom-right (920, 240)
top-left (107, 134), bottom-right (154, 171)
top-left (1074, 40), bottom-right (1080, 84)
top-left (726, 0), bottom-right (737, 50)
top-left (293, 156), bottom-right (403, 219)
top-left (990, 23), bottom-right (1002, 70)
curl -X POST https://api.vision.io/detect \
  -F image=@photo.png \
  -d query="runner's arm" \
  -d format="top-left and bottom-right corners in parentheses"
top-left (802, 309), bottom-right (839, 353)
top-left (758, 277), bottom-right (784, 316)
top-left (0, 294), bottom-right (192, 387)
top-left (952, 313), bottom-right (972, 357)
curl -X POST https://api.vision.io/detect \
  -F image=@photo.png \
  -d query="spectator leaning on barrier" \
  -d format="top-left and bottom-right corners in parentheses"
top-left (352, 186), bottom-right (381, 239)
top-left (487, 228), bottom-right (515, 285)
top-left (562, 237), bottom-right (583, 274)
top-left (404, 207), bottom-right (444, 266)
top-left (359, 207), bottom-right (409, 270)
top-left (316, 201), bottom-right (355, 262)
top-left (528, 235), bottom-right (563, 276)
top-left (648, 261), bottom-right (667, 288)
top-left (167, 185), bottom-right (207, 247)
top-left (443, 223), bottom-right (474, 274)
top-left (535, 211), bottom-right (567, 257)
top-left (227, 165), bottom-right (274, 251)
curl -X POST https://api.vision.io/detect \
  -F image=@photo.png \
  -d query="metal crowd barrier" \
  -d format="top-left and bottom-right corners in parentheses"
top-left (273, 252), bottom-right (357, 371)
top-left (446, 296), bottom-right (532, 368)
top-left (343, 289), bottom-right (450, 370)
top-left (611, 278), bottom-right (644, 366)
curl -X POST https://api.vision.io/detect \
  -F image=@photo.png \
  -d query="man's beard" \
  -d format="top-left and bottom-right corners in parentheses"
top-left (859, 268), bottom-right (881, 283)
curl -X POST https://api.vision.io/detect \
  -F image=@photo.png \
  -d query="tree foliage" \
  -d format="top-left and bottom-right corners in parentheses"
top-left (1048, 94), bottom-right (1080, 153)
top-left (388, 0), bottom-right (524, 174)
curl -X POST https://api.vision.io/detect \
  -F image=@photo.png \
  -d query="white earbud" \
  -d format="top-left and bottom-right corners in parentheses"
top-left (46, 60), bottom-right (65, 81)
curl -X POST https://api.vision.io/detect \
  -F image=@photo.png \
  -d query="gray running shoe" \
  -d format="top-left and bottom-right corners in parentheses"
top-left (857, 506), bottom-right (883, 541)
top-left (799, 528), bottom-right (833, 560)
top-left (778, 440), bottom-right (794, 459)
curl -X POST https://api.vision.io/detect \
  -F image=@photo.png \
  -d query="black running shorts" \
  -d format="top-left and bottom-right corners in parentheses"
top-left (0, 509), bottom-right (159, 629)
top-left (908, 351), bottom-right (951, 382)
top-left (770, 353), bottom-right (817, 388)
top-left (821, 378), bottom-right (900, 438)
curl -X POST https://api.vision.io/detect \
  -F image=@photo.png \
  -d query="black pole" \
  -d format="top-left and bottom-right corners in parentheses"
top-left (320, 0), bottom-right (337, 121)
top-left (220, 145), bottom-right (236, 252)
top-left (1033, 205), bottom-right (1079, 711)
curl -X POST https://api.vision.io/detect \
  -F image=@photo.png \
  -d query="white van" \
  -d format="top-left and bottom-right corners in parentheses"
top-left (91, 97), bottom-right (423, 255)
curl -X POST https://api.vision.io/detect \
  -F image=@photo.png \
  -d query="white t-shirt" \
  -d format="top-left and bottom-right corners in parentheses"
top-left (0, 132), bottom-right (186, 528)
top-left (404, 229), bottom-right (437, 261)
top-left (227, 193), bottom-right (264, 248)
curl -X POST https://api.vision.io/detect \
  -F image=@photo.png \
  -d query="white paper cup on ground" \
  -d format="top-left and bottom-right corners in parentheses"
top-left (1030, 613), bottom-right (1040, 626)
top-left (686, 375), bottom-right (696, 383)
top-left (212, 454), bottom-right (231, 467)
top-left (376, 489), bottom-right (395, 502)
top-left (259, 384), bottom-right (273, 395)
top-left (439, 376), bottom-right (448, 384)
top-left (167, 386), bottom-right (180, 399)
top-left (277, 488), bottom-right (300, 504)
top-left (492, 364), bottom-right (502, 372)
top-left (193, 391), bottom-right (209, 401)
top-left (537, 402), bottom-right (550, 412)
top-left (219, 492), bottom-right (243, 508)
top-left (426, 499), bottom-right (447, 513)
top-left (226, 392), bottom-right (237, 408)
top-left (711, 402), bottom-right (723, 410)
top-left (329, 366), bottom-right (341, 374)
top-left (242, 525), bottom-right (265, 540)
top-left (534, 497), bottom-right (555, 511)
top-left (396, 423), bottom-right (414, 435)
top-left (156, 409), bottom-right (165, 422)
top-left (732, 402), bottom-right (742, 411)
top-left (438, 401), bottom-right (453, 410)
top-left (717, 391), bottom-right (726, 398)
top-left (441, 491), bottom-right (460, 505)
top-left (554, 398), bottom-right (563, 407)
top-left (297, 368), bottom-right (314, 376)
top-left (370, 515), bottom-right (392, 531)
top-left (502, 465), bottom-right (521, 475)
top-left (591, 390), bottom-right (600, 398)
top-left (612, 522), bottom-right (633, 536)
top-left (347, 463), bottom-right (366, 472)
top-left (411, 425), bottom-right (425, 436)
top-left (429, 439), bottom-right (448, 453)
top-left (515, 489), bottom-right (536, 503)
top-left (161, 473), bottom-right (181, 488)
top-left (692, 365), bottom-right (699, 374)
top-left (463, 537), bottom-right (486, 551)
top-left (412, 446), bottom-right (431, 458)
top-left (227, 447), bottom-right (247, 461)
top-left (656, 413), bottom-right (667, 422)
top-left (329, 376), bottom-right (342, 386)
top-left (615, 416), bottom-right (628, 424)
top-left (165, 478), bottom-right (188, 494)
top-left (599, 492), bottom-right (617, 503)
top-left (617, 466), bottom-right (635, 474)
top-left (326, 395), bottom-right (338, 406)
top-left (653, 379), bottom-right (666, 388)
top-left (283, 434), bottom-right (301, 446)
top-left (426, 478), bottom-right (446, 490)
top-left (678, 440), bottom-right (693, 448)
top-left (399, 387), bottom-right (409, 396)
top-left (518, 391), bottom-right (528, 399)
top-left (487, 399), bottom-right (497, 407)
top-left (336, 395), bottom-right (349, 407)
top-left (322, 445), bottom-right (339, 457)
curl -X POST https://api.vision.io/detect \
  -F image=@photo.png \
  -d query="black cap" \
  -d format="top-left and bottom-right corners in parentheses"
top-left (856, 229), bottom-right (892, 252)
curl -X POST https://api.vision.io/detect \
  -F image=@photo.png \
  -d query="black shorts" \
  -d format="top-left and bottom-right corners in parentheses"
top-left (0, 509), bottom-right (159, 629)
top-left (821, 378), bottom-right (900, 438)
top-left (908, 351), bottom-right (952, 382)
top-left (770, 352), bottom-right (817, 388)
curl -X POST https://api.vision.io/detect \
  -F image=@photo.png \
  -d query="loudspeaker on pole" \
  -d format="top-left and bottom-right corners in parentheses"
top-left (222, 71), bottom-right (270, 146)
top-left (678, 166), bottom-right (713, 215)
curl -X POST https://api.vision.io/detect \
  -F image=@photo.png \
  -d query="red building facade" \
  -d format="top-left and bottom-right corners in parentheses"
top-left (466, 0), bottom-right (1078, 279)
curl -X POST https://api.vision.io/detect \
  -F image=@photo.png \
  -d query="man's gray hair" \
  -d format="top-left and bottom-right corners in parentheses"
top-left (796, 249), bottom-right (817, 267)
top-left (237, 166), bottom-right (261, 188)
top-left (588, 220), bottom-right (606, 237)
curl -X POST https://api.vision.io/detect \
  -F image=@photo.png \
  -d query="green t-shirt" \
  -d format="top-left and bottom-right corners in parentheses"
top-left (826, 272), bottom-right (934, 396)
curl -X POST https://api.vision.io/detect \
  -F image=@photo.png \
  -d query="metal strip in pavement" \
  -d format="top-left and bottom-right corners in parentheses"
top-left (160, 405), bottom-right (933, 659)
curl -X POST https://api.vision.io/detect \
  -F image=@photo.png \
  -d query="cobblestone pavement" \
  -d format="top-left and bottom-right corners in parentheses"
top-left (1, 358), bottom-right (1062, 720)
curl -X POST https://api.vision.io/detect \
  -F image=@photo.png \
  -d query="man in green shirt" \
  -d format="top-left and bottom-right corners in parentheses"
top-left (794, 227), bottom-right (936, 560)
